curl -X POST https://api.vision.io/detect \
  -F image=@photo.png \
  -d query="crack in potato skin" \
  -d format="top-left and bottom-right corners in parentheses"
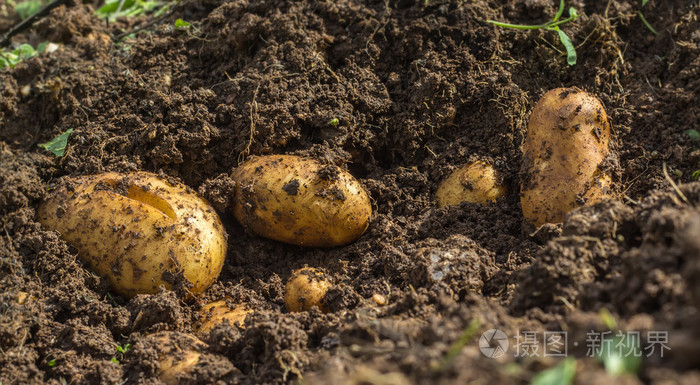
top-left (37, 172), bottom-right (227, 298)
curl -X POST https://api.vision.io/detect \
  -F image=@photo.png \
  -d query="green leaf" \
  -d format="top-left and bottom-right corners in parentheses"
top-left (692, 170), bottom-right (700, 181)
top-left (36, 41), bottom-right (49, 53)
top-left (38, 128), bottom-right (73, 157)
top-left (569, 7), bottom-right (578, 18)
top-left (0, 51), bottom-right (21, 68)
top-left (174, 18), bottom-right (191, 28)
top-left (599, 308), bottom-right (618, 330)
top-left (531, 358), bottom-right (576, 385)
top-left (96, 0), bottom-right (136, 15)
top-left (16, 43), bottom-right (36, 58)
top-left (111, 357), bottom-right (120, 364)
top-left (553, 0), bottom-right (566, 22)
top-left (687, 129), bottom-right (700, 141)
top-left (15, 0), bottom-right (43, 20)
top-left (48, 359), bottom-right (57, 367)
top-left (642, 0), bottom-right (649, 6)
top-left (96, 0), bottom-right (170, 21)
top-left (556, 28), bottom-right (577, 66)
top-left (596, 334), bottom-right (642, 376)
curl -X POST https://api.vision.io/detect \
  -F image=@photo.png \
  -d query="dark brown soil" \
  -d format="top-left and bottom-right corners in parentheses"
top-left (1, 0), bottom-right (699, 384)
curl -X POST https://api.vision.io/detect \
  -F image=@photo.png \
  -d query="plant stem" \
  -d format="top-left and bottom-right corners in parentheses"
top-left (637, 11), bottom-right (658, 35)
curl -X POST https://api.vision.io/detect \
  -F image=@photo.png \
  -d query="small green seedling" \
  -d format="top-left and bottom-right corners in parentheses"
top-left (111, 343), bottom-right (131, 364)
top-left (174, 18), bottom-right (191, 29)
top-left (329, 118), bottom-right (339, 127)
top-left (432, 319), bottom-right (482, 372)
top-left (637, 0), bottom-right (658, 36)
top-left (596, 309), bottom-right (642, 377)
top-left (487, 0), bottom-right (579, 66)
top-left (596, 333), bottom-right (642, 376)
top-left (48, 359), bottom-right (57, 367)
top-left (96, 0), bottom-right (171, 22)
top-left (14, 0), bottom-right (45, 20)
top-left (531, 357), bottom-right (576, 385)
top-left (0, 41), bottom-right (49, 69)
top-left (38, 128), bottom-right (73, 157)
top-left (116, 343), bottom-right (131, 354)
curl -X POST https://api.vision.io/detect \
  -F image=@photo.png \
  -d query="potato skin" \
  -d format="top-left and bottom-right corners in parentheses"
top-left (232, 155), bottom-right (371, 247)
top-left (196, 299), bottom-right (251, 332)
top-left (520, 87), bottom-right (613, 226)
top-left (435, 161), bottom-right (507, 208)
top-left (284, 267), bottom-right (331, 312)
top-left (37, 172), bottom-right (227, 298)
top-left (152, 332), bottom-right (206, 385)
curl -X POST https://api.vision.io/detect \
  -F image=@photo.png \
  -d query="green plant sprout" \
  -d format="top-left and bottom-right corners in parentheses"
top-left (14, 0), bottom-right (45, 20)
top-left (431, 319), bottom-right (482, 372)
top-left (0, 41), bottom-right (49, 69)
top-left (111, 343), bottom-right (131, 364)
top-left (487, 0), bottom-right (579, 66)
top-left (531, 357), bottom-right (576, 385)
top-left (96, 0), bottom-right (171, 22)
top-left (116, 343), bottom-right (131, 354)
top-left (329, 118), bottom-right (339, 127)
top-left (596, 308), bottom-right (642, 377)
top-left (637, 0), bottom-right (658, 35)
top-left (38, 128), bottom-right (73, 157)
top-left (174, 18), bottom-right (191, 29)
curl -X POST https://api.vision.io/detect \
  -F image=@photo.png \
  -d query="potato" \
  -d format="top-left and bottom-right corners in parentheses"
top-left (196, 299), bottom-right (252, 332)
top-left (435, 161), bottom-right (507, 208)
top-left (152, 332), bottom-right (206, 385)
top-left (520, 87), bottom-right (613, 226)
top-left (15, 291), bottom-right (35, 305)
top-left (284, 267), bottom-right (332, 312)
top-left (232, 155), bottom-right (371, 247)
top-left (37, 172), bottom-right (227, 298)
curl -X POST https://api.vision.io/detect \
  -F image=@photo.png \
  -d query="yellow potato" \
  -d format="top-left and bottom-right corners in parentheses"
top-left (196, 299), bottom-right (252, 332)
top-left (232, 155), bottom-right (371, 247)
top-left (284, 267), bottom-right (332, 312)
top-left (37, 172), bottom-right (227, 298)
top-left (152, 332), bottom-right (206, 385)
top-left (520, 87), bottom-right (613, 226)
top-left (16, 291), bottom-right (35, 305)
top-left (435, 161), bottom-right (507, 208)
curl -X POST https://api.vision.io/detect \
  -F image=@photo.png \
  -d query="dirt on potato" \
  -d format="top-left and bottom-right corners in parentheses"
top-left (1, 0), bottom-right (699, 384)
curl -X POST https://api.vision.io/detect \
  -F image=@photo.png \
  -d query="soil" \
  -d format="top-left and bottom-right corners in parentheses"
top-left (1, 0), bottom-right (699, 384)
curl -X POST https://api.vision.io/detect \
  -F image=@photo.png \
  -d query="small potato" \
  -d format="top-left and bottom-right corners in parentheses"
top-left (16, 291), bottom-right (35, 305)
top-left (152, 332), bottom-right (206, 385)
top-left (435, 161), bottom-right (507, 208)
top-left (232, 155), bottom-right (371, 247)
top-left (284, 267), bottom-right (332, 312)
top-left (196, 299), bottom-right (252, 332)
top-left (37, 172), bottom-right (227, 298)
top-left (521, 87), bottom-right (614, 226)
